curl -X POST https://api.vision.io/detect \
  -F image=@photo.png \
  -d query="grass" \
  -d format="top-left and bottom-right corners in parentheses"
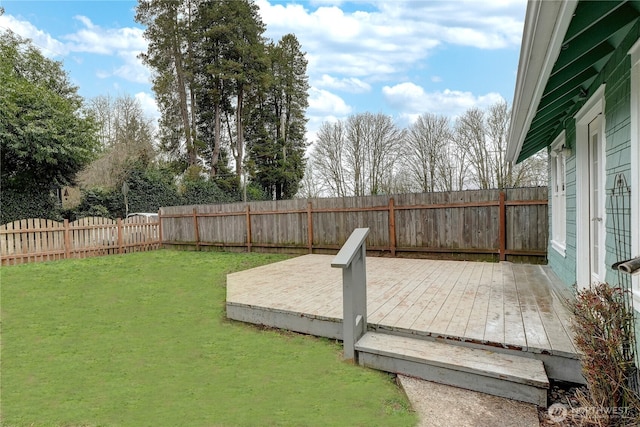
top-left (1, 250), bottom-right (417, 427)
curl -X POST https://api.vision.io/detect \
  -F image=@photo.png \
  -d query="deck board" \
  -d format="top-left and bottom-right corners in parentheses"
top-left (512, 264), bottom-right (552, 352)
top-left (463, 263), bottom-right (492, 342)
top-left (484, 263), bottom-right (506, 344)
top-left (502, 264), bottom-right (528, 349)
top-left (405, 262), bottom-right (466, 332)
top-left (226, 254), bottom-right (578, 358)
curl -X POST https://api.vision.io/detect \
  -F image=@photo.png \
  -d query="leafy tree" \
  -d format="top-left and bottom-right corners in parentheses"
top-left (0, 30), bottom-right (98, 221)
top-left (136, 0), bottom-right (198, 167)
top-left (181, 174), bottom-right (232, 205)
top-left (217, 0), bottom-right (267, 182)
top-left (247, 34), bottom-right (309, 200)
top-left (192, 0), bottom-right (236, 178)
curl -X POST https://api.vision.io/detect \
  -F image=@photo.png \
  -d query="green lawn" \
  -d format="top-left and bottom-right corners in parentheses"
top-left (1, 250), bottom-right (416, 427)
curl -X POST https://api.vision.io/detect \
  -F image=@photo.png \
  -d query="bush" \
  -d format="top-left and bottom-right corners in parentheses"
top-left (64, 188), bottom-right (121, 221)
top-left (125, 167), bottom-right (181, 212)
top-left (1, 186), bottom-right (62, 224)
top-left (181, 177), bottom-right (233, 205)
top-left (571, 283), bottom-right (640, 426)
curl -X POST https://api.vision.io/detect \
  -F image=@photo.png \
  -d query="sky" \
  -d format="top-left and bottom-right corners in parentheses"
top-left (0, 0), bottom-right (527, 143)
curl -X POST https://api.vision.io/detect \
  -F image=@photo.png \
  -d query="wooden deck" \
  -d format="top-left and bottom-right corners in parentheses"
top-left (227, 254), bottom-right (582, 383)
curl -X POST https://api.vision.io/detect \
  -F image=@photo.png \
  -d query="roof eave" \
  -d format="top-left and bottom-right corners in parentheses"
top-left (506, 0), bottom-right (579, 164)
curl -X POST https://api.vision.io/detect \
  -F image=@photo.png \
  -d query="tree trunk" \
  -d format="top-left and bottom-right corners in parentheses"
top-left (171, 30), bottom-right (195, 166)
top-left (235, 88), bottom-right (244, 182)
top-left (211, 101), bottom-right (221, 177)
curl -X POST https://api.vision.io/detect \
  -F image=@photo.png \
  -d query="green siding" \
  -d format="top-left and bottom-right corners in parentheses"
top-left (548, 125), bottom-right (578, 290)
top-left (547, 23), bottom-right (637, 294)
top-left (604, 57), bottom-right (632, 287)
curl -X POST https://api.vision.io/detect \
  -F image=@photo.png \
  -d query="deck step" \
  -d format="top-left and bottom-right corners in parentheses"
top-left (355, 332), bottom-right (550, 407)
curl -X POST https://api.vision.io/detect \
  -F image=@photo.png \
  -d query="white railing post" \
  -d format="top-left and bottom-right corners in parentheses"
top-left (331, 228), bottom-right (369, 362)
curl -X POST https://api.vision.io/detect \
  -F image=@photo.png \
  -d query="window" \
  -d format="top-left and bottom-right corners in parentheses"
top-left (550, 132), bottom-right (567, 256)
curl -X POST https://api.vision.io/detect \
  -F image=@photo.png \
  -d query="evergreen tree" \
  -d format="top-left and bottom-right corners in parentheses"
top-left (136, 0), bottom-right (198, 167)
top-left (192, 0), bottom-right (267, 185)
top-left (247, 34), bottom-right (309, 200)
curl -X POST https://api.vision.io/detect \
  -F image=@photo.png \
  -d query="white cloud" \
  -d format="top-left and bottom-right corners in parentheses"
top-left (308, 87), bottom-right (352, 116)
top-left (63, 16), bottom-right (146, 55)
top-left (431, 76), bottom-right (443, 83)
top-left (0, 14), bottom-right (67, 57)
top-left (135, 91), bottom-right (160, 124)
top-left (2, 13), bottom-right (149, 85)
top-left (383, 82), bottom-right (505, 118)
top-left (305, 88), bottom-right (352, 145)
top-left (313, 74), bottom-right (371, 93)
top-left (375, 0), bottom-right (525, 49)
top-left (257, 0), bottom-right (524, 86)
top-left (112, 50), bottom-right (151, 84)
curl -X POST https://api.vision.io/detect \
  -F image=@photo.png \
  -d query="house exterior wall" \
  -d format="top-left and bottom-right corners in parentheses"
top-left (547, 22), bottom-right (639, 293)
top-left (548, 124), bottom-right (577, 288)
top-left (603, 57), bottom-right (632, 288)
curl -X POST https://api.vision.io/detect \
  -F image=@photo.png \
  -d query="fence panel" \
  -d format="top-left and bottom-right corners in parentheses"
top-left (1, 216), bottom-right (160, 265)
top-left (3, 189), bottom-right (547, 266)
top-left (158, 187), bottom-right (548, 262)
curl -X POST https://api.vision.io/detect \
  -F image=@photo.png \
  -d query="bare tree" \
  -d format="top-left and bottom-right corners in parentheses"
top-left (311, 102), bottom-right (546, 197)
top-left (295, 163), bottom-right (325, 198)
top-left (512, 151), bottom-right (548, 187)
top-left (403, 113), bottom-right (451, 192)
top-left (343, 113), bottom-right (403, 195)
top-left (312, 121), bottom-right (348, 197)
top-left (454, 107), bottom-right (493, 189)
top-left (455, 100), bottom-right (547, 190)
top-left (79, 95), bottom-right (156, 188)
top-left (344, 114), bottom-right (366, 196)
top-left (486, 100), bottom-right (517, 189)
top-left (364, 113), bottom-right (404, 195)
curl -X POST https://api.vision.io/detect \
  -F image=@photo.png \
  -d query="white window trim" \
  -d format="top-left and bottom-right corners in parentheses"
top-left (575, 84), bottom-right (606, 290)
top-left (550, 131), bottom-right (567, 257)
top-left (629, 39), bottom-right (640, 309)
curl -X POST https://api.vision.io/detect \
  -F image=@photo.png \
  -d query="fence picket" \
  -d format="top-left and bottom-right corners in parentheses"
top-left (160, 188), bottom-right (548, 262)
top-left (1, 216), bottom-right (160, 265)
top-left (2, 188), bottom-right (547, 265)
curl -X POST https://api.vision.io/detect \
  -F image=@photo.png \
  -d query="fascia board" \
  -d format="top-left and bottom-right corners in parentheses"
top-left (507, 0), bottom-right (578, 164)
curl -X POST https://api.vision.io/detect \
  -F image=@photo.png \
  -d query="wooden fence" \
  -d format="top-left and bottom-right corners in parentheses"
top-left (160, 187), bottom-right (549, 263)
top-left (1, 216), bottom-right (161, 265)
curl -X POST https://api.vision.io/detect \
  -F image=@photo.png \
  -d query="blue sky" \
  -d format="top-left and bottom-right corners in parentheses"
top-left (0, 0), bottom-right (527, 142)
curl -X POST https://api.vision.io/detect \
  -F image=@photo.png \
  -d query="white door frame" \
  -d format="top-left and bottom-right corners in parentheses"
top-left (588, 115), bottom-right (606, 284)
top-left (575, 84), bottom-right (606, 289)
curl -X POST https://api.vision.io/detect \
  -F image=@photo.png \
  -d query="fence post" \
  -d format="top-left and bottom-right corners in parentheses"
top-left (117, 218), bottom-right (124, 254)
top-left (332, 228), bottom-right (370, 362)
top-left (499, 191), bottom-right (506, 261)
top-left (245, 205), bottom-right (252, 253)
top-left (193, 208), bottom-right (200, 251)
top-left (307, 201), bottom-right (313, 254)
top-left (388, 197), bottom-right (396, 257)
top-left (63, 219), bottom-right (71, 260)
top-left (158, 210), bottom-right (163, 246)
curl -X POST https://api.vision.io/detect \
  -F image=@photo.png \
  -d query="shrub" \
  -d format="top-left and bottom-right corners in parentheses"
top-left (181, 177), bottom-right (233, 205)
top-left (571, 283), bottom-right (640, 426)
top-left (64, 187), bottom-right (122, 220)
top-left (1, 186), bottom-right (62, 224)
